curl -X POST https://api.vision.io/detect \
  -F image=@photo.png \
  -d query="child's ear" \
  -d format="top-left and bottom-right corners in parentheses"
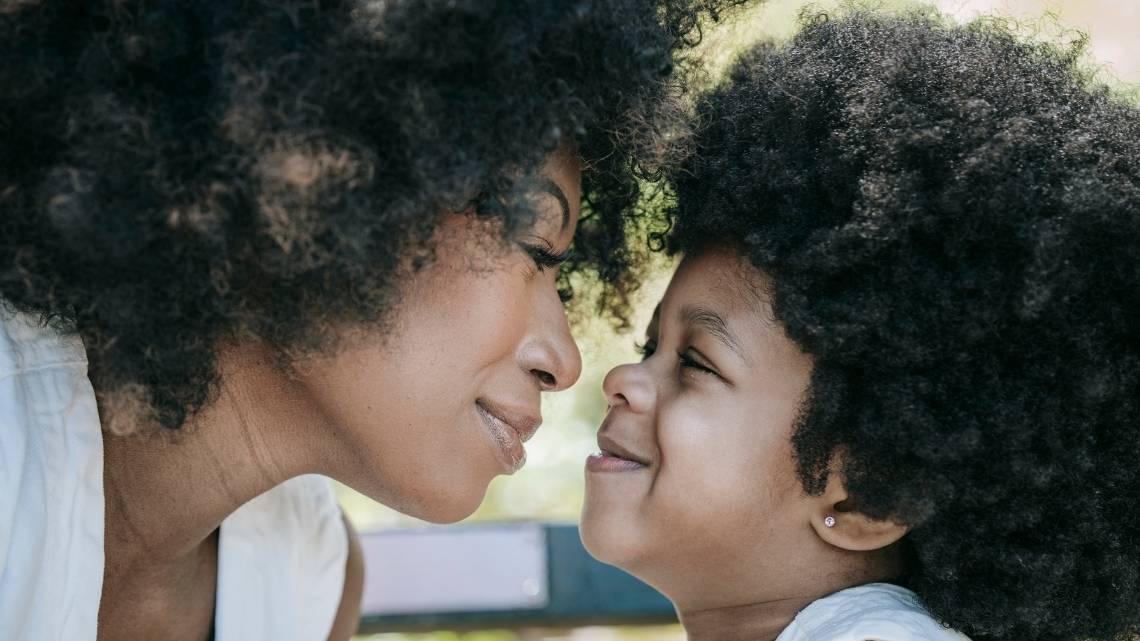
top-left (808, 462), bottom-right (909, 552)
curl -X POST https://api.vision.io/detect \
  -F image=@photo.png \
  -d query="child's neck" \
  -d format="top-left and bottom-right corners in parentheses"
top-left (675, 552), bottom-right (905, 641)
top-left (678, 593), bottom-right (821, 641)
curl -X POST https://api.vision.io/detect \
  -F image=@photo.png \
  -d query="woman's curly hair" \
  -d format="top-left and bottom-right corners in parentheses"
top-left (0, 0), bottom-right (742, 429)
top-left (668, 9), bottom-right (1140, 641)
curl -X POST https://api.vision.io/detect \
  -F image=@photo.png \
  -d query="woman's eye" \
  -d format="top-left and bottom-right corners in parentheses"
top-left (522, 243), bottom-right (571, 272)
top-left (634, 340), bottom-right (657, 360)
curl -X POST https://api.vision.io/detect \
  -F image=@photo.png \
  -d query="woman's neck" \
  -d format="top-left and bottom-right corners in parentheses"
top-left (100, 343), bottom-right (333, 573)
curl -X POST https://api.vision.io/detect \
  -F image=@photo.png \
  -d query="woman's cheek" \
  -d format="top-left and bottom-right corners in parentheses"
top-left (450, 266), bottom-right (531, 359)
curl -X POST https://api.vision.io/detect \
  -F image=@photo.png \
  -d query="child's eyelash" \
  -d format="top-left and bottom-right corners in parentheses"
top-left (678, 351), bottom-right (716, 375)
top-left (635, 339), bottom-right (717, 378)
top-left (634, 340), bottom-right (656, 359)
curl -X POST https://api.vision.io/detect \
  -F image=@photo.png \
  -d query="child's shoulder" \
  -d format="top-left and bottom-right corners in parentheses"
top-left (776, 583), bottom-right (972, 641)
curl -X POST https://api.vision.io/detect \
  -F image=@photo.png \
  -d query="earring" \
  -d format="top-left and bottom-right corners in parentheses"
top-left (824, 516), bottom-right (836, 528)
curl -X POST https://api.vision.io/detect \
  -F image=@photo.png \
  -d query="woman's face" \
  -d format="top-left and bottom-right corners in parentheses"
top-left (296, 151), bottom-right (582, 523)
top-left (580, 247), bottom-right (824, 608)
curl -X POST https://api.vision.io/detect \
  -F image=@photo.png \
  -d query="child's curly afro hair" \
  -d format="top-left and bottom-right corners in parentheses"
top-left (0, 0), bottom-right (743, 429)
top-left (669, 9), bottom-right (1140, 641)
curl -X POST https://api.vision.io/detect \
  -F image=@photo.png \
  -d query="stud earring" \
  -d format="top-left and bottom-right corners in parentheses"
top-left (824, 516), bottom-right (837, 528)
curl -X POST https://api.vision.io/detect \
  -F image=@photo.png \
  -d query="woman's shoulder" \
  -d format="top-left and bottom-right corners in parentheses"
top-left (0, 308), bottom-right (105, 640)
top-left (215, 475), bottom-right (349, 641)
top-left (221, 474), bottom-right (345, 544)
top-left (0, 309), bottom-right (98, 525)
top-left (0, 308), bottom-right (87, 375)
top-left (777, 583), bottom-right (972, 641)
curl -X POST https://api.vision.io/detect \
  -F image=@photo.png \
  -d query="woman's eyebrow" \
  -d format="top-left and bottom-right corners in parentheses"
top-left (537, 177), bottom-right (571, 230)
top-left (680, 304), bottom-right (747, 362)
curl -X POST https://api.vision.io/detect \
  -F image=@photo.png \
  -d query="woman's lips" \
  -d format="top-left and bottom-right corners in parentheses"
top-left (476, 400), bottom-right (540, 473)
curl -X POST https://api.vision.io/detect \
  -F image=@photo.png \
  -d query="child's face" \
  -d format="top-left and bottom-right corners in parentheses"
top-left (580, 247), bottom-right (825, 608)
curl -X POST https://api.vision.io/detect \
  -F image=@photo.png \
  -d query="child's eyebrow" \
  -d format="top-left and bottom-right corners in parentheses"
top-left (642, 303), bottom-right (662, 338)
top-left (680, 304), bottom-right (747, 363)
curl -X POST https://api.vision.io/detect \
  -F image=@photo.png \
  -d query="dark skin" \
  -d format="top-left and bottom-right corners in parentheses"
top-left (99, 514), bottom-right (364, 641)
top-left (98, 351), bottom-right (366, 641)
top-left (96, 152), bottom-right (580, 640)
top-left (581, 248), bottom-right (907, 641)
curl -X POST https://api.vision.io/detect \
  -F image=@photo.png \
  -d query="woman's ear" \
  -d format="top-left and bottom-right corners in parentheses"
top-left (808, 462), bottom-right (909, 552)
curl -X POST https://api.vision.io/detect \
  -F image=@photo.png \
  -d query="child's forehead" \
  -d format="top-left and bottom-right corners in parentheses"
top-left (649, 247), bottom-right (774, 332)
top-left (672, 247), bottom-right (769, 307)
top-left (648, 246), bottom-right (809, 371)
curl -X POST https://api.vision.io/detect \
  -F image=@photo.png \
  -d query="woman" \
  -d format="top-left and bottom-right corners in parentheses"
top-left (0, 1), bottom-right (740, 639)
top-left (581, 9), bottom-right (1140, 641)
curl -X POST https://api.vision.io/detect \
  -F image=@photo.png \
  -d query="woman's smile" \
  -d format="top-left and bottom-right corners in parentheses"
top-left (475, 399), bottom-right (541, 473)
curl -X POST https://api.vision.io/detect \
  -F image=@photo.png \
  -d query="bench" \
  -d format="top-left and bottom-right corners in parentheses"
top-left (358, 523), bottom-right (675, 633)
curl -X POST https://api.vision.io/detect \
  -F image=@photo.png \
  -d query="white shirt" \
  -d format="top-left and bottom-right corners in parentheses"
top-left (0, 310), bottom-right (347, 641)
top-left (776, 583), bottom-right (972, 641)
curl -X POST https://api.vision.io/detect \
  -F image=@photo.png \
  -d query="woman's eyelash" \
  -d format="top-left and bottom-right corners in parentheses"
top-left (522, 243), bottom-right (571, 271)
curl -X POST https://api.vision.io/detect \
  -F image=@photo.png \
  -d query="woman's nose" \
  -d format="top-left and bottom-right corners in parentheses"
top-left (520, 289), bottom-right (582, 392)
top-left (602, 361), bottom-right (656, 414)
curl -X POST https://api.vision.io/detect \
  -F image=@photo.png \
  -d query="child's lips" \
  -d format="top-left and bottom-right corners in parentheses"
top-left (586, 451), bottom-right (648, 473)
top-left (589, 431), bottom-right (651, 470)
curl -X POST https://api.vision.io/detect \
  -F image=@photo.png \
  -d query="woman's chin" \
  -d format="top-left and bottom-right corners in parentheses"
top-left (358, 475), bottom-right (491, 524)
top-left (391, 497), bottom-right (475, 524)
top-left (416, 504), bottom-right (478, 524)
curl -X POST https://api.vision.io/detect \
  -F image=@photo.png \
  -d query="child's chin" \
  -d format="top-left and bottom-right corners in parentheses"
top-left (579, 507), bottom-right (641, 567)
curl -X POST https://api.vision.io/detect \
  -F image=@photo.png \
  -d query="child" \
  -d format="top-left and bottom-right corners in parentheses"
top-left (581, 9), bottom-right (1140, 641)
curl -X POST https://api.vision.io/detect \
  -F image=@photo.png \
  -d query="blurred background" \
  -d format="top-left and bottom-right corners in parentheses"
top-left (343, 1), bottom-right (1139, 639)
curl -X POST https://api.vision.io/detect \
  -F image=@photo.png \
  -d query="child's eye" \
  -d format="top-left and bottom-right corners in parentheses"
top-left (634, 339), bottom-right (657, 361)
top-left (678, 350), bottom-right (718, 377)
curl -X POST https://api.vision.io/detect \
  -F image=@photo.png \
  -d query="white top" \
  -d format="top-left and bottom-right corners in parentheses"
top-left (0, 310), bottom-right (347, 641)
top-left (776, 583), bottom-right (972, 641)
